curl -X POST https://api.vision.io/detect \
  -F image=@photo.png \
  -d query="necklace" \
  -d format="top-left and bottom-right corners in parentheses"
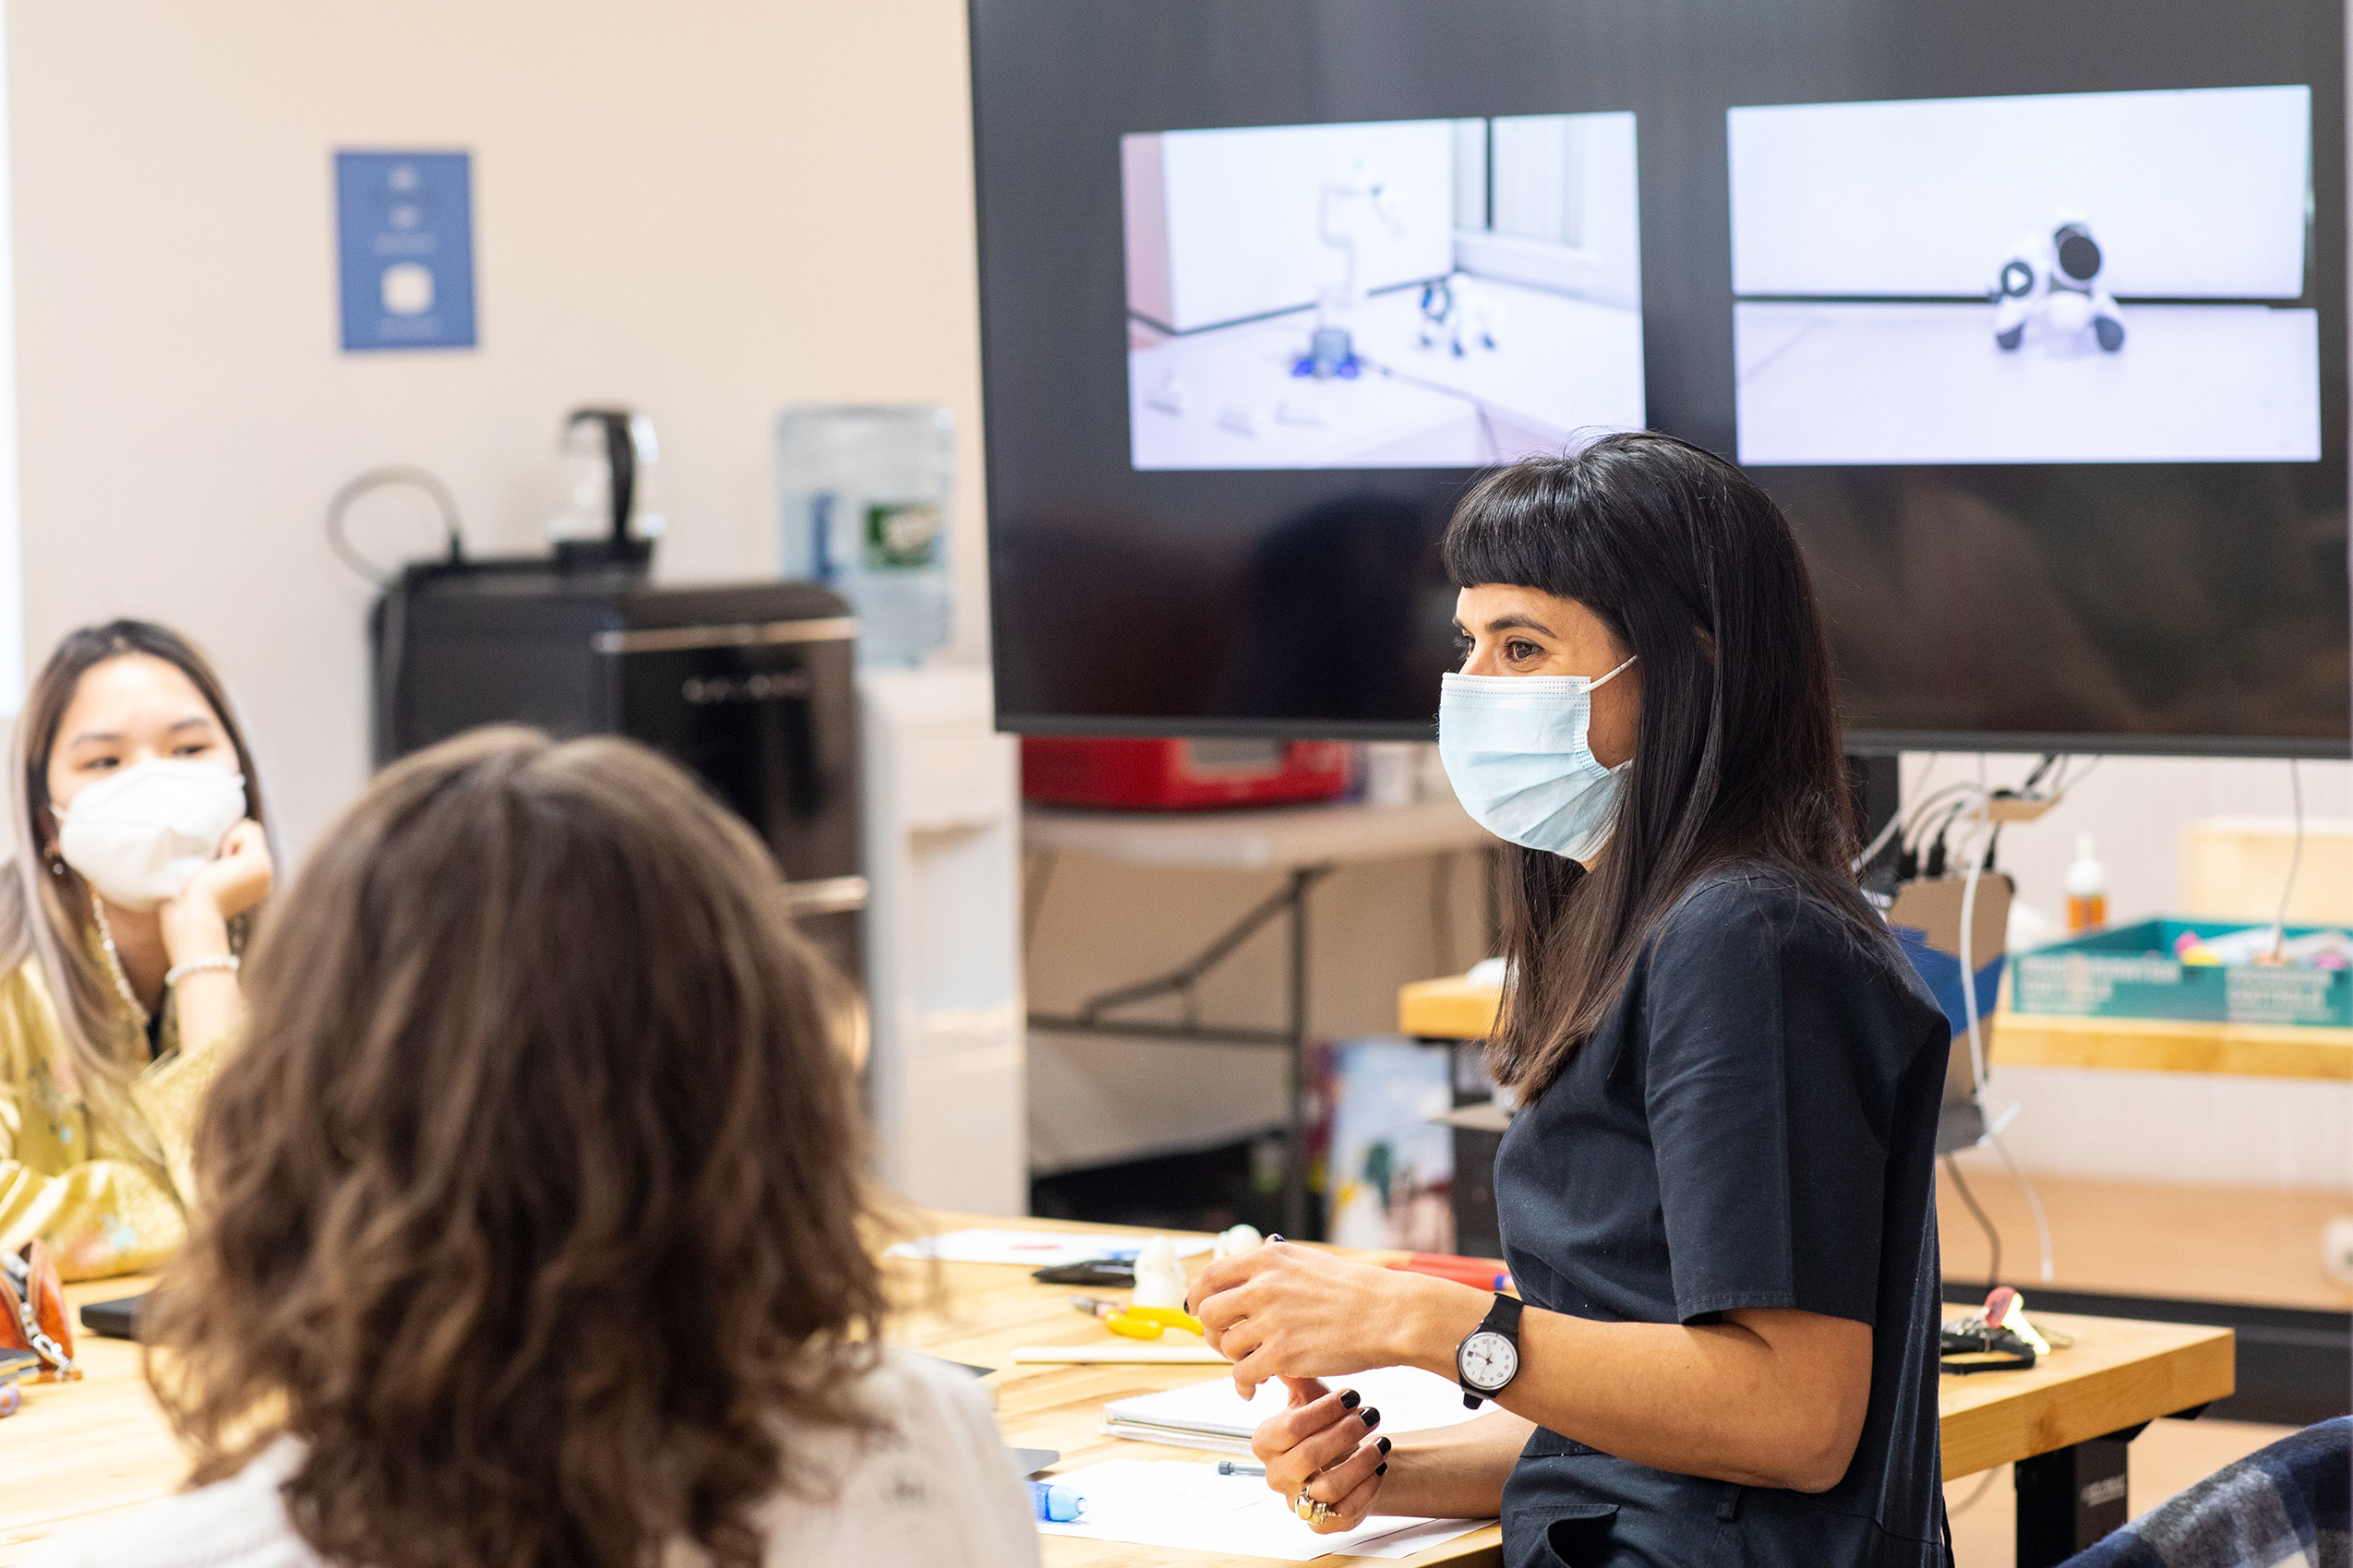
top-left (89, 891), bottom-right (151, 1035)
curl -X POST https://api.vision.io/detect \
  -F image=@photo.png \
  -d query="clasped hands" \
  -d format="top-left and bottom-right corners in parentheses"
top-left (1187, 1239), bottom-right (1431, 1533)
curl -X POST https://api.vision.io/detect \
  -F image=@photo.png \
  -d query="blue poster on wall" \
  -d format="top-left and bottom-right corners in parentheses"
top-left (334, 150), bottom-right (476, 352)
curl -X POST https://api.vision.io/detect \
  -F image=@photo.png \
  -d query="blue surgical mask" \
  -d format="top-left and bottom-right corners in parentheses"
top-left (1437, 656), bottom-right (1637, 862)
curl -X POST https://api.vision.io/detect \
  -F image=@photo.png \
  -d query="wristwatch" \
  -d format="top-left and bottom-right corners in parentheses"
top-left (1455, 1292), bottom-right (1523, 1408)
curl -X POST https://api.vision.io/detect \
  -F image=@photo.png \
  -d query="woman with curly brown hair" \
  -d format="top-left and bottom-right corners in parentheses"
top-left (28, 727), bottom-right (1041, 1568)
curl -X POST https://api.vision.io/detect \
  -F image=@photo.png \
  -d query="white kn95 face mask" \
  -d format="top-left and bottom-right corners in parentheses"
top-left (1437, 655), bottom-right (1636, 863)
top-left (53, 758), bottom-right (247, 912)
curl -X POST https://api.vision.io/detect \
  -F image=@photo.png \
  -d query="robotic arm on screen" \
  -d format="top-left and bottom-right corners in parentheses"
top-left (1992, 215), bottom-right (2125, 353)
top-left (1317, 158), bottom-right (1405, 314)
top-left (1295, 159), bottom-right (1406, 380)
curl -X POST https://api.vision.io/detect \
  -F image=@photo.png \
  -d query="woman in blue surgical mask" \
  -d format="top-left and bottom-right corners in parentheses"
top-left (0, 621), bottom-right (273, 1282)
top-left (1191, 434), bottom-right (1955, 1568)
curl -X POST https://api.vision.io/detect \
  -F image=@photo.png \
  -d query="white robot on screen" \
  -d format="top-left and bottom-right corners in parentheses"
top-left (1991, 214), bottom-right (2125, 353)
top-left (1418, 274), bottom-right (1505, 357)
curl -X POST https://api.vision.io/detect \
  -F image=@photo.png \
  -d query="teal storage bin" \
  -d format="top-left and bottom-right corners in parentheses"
top-left (2010, 918), bottom-right (2353, 1028)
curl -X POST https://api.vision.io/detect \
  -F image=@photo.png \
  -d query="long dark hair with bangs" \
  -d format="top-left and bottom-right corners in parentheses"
top-left (1445, 431), bottom-right (1896, 1096)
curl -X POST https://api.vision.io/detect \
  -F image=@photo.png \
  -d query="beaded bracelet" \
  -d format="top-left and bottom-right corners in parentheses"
top-left (164, 953), bottom-right (241, 989)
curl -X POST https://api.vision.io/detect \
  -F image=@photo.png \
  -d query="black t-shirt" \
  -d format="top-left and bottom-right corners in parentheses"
top-left (1493, 863), bottom-right (1951, 1568)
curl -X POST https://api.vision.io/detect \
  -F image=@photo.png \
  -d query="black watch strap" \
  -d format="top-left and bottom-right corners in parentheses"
top-left (1459, 1291), bottom-right (1525, 1407)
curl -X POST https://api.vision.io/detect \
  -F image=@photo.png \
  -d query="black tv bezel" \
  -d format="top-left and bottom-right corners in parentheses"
top-left (967, 0), bottom-right (2353, 764)
top-left (986, 709), bottom-right (2353, 761)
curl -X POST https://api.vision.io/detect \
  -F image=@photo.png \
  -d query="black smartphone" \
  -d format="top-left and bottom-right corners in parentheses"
top-left (79, 1291), bottom-right (148, 1341)
top-left (1030, 1259), bottom-right (1135, 1287)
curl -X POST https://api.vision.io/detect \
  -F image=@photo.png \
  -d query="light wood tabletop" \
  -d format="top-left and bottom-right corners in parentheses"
top-left (1025, 798), bottom-right (1491, 873)
top-left (1397, 976), bottom-right (1504, 1042)
top-left (1934, 1309), bottom-right (2232, 1478)
top-left (1992, 1011), bottom-right (2353, 1081)
top-left (0, 1210), bottom-right (2234, 1567)
top-left (1398, 974), bottom-right (2353, 1082)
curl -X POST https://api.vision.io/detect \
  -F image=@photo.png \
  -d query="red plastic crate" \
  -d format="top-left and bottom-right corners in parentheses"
top-left (1020, 736), bottom-right (1353, 810)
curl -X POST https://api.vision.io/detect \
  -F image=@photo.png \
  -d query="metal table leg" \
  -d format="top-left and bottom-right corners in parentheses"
top-left (1284, 866), bottom-right (1312, 1239)
top-left (1028, 862), bottom-right (1335, 1237)
top-left (2012, 1423), bottom-right (2147, 1568)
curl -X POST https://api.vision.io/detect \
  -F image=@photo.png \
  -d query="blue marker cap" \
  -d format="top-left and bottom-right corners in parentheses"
top-left (1029, 1479), bottom-right (1084, 1523)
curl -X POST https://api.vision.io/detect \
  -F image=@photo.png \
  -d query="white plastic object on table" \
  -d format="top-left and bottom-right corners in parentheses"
top-left (1132, 1236), bottom-right (1192, 1311)
top-left (1212, 1224), bottom-right (1263, 1261)
top-left (2323, 1215), bottom-right (2353, 1287)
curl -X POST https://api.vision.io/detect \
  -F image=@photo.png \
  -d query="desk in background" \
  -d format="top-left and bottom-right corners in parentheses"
top-left (1993, 1011), bottom-right (2353, 1080)
top-left (1, 1212), bottom-right (2232, 1568)
top-left (1398, 978), bottom-right (2353, 1082)
top-left (1026, 798), bottom-right (1495, 1236)
top-left (2003, 816), bottom-right (2353, 1083)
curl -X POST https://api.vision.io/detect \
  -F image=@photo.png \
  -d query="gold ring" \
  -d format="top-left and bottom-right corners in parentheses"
top-left (1293, 1488), bottom-right (1335, 1525)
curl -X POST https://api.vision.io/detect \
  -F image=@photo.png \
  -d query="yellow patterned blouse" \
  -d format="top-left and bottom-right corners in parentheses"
top-left (0, 958), bottom-right (230, 1279)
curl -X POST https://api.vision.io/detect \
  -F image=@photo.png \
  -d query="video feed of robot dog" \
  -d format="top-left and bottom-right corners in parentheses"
top-left (1122, 114), bottom-right (1646, 471)
top-left (1727, 84), bottom-right (2319, 467)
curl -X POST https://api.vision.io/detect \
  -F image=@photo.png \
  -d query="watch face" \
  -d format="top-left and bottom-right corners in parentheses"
top-left (1459, 1330), bottom-right (1519, 1391)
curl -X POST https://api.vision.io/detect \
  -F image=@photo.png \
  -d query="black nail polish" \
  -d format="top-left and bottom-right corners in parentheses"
top-left (1360, 1406), bottom-right (1381, 1429)
top-left (1376, 1462), bottom-right (1388, 1476)
top-left (1339, 1390), bottom-right (1361, 1410)
top-left (1377, 1437), bottom-right (1392, 1455)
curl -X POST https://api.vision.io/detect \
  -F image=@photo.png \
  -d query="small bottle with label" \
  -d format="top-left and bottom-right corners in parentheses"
top-left (2064, 833), bottom-right (2107, 933)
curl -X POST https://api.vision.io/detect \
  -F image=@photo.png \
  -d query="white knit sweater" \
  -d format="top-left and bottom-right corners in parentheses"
top-left (24, 1350), bottom-right (1042, 1568)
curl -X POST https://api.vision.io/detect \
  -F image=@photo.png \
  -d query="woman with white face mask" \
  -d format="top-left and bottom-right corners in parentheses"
top-left (1189, 435), bottom-right (1955, 1568)
top-left (0, 621), bottom-right (273, 1279)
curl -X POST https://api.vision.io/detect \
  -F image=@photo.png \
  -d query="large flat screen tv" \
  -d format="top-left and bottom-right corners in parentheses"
top-left (971, 0), bottom-right (2349, 757)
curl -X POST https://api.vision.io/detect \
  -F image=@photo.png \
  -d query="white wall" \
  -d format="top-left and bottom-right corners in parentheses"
top-left (1129, 120), bottom-right (1455, 333)
top-left (1121, 134), bottom-right (1176, 334)
top-left (1730, 87), bottom-right (2311, 297)
top-left (0, 12), bottom-right (19, 709)
top-left (8, 0), bottom-right (990, 856)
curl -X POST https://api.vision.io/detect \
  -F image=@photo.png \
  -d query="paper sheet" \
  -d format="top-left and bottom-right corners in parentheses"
top-left (1104, 1364), bottom-right (1483, 1452)
top-left (882, 1228), bottom-right (1214, 1267)
top-left (1035, 1459), bottom-right (1487, 1562)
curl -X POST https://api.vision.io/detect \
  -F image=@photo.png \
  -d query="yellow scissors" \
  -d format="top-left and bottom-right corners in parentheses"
top-left (1072, 1297), bottom-right (1205, 1339)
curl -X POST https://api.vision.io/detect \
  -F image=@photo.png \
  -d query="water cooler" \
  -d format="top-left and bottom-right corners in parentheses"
top-left (371, 569), bottom-right (867, 973)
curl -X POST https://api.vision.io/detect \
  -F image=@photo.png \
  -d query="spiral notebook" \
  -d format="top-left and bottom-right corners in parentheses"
top-left (1100, 1364), bottom-right (1482, 1455)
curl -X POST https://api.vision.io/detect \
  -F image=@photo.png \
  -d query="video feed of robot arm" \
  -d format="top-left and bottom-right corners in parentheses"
top-left (1992, 214), bottom-right (2126, 353)
top-left (1295, 158), bottom-right (1407, 380)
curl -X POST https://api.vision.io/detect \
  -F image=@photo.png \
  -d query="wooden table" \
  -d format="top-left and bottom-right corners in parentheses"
top-left (0, 1213), bottom-right (2232, 1568)
top-left (1026, 800), bottom-right (1495, 1236)
top-left (1399, 973), bottom-right (2353, 1083)
top-left (1993, 1011), bottom-right (2353, 1081)
top-left (1397, 976), bottom-right (1503, 1041)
